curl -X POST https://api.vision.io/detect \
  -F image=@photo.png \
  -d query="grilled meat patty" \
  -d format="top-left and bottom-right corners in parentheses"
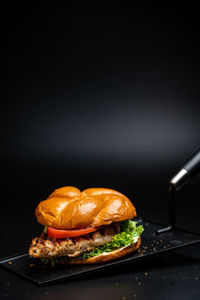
top-left (29, 223), bottom-right (120, 259)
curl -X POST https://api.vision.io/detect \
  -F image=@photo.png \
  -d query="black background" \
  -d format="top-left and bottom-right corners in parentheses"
top-left (1, 3), bottom-right (200, 257)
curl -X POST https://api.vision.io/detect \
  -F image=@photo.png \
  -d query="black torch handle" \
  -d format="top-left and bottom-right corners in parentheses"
top-left (170, 149), bottom-right (200, 190)
top-left (183, 149), bottom-right (200, 177)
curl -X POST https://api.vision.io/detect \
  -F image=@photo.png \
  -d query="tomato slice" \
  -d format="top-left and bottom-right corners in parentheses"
top-left (47, 226), bottom-right (99, 239)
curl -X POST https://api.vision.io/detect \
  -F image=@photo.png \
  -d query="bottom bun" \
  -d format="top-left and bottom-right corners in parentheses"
top-left (68, 237), bottom-right (141, 264)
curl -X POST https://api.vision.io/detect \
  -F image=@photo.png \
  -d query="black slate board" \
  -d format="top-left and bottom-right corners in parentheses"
top-left (1, 220), bottom-right (200, 286)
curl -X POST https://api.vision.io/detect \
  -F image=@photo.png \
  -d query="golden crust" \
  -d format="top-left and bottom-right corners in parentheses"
top-left (35, 186), bottom-right (136, 229)
top-left (68, 237), bottom-right (141, 264)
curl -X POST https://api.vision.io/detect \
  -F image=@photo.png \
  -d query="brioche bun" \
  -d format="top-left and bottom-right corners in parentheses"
top-left (69, 237), bottom-right (141, 264)
top-left (35, 186), bottom-right (136, 229)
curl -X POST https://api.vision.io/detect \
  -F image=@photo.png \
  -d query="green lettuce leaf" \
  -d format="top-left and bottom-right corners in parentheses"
top-left (77, 220), bottom-right (143, 260)
top-left (43, 226), bottom-right (48, 234)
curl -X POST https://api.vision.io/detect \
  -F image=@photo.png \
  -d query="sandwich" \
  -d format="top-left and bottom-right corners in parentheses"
top-left (29, 186), bottom-right (143, 265)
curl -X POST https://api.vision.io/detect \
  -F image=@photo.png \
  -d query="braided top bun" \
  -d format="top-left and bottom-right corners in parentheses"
top-left (35, 186), bottom-right (136, 229)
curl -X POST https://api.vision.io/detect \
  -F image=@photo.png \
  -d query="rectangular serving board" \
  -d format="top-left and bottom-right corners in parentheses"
top-left (1, 220), bottom-right (200, 286)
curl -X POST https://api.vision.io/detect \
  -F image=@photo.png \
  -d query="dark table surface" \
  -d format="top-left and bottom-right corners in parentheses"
top-left (1, 243), bottom-right (200, 300)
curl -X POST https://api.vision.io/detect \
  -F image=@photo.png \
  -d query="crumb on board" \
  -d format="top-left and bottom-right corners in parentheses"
top-left (8, 261), bottom-right (12, 265)
top-left (29, 264), bottom-right (35, 267)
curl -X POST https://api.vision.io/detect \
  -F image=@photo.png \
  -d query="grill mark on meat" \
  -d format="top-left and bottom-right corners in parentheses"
top-left (29, 223), bottom-right (120, 259)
